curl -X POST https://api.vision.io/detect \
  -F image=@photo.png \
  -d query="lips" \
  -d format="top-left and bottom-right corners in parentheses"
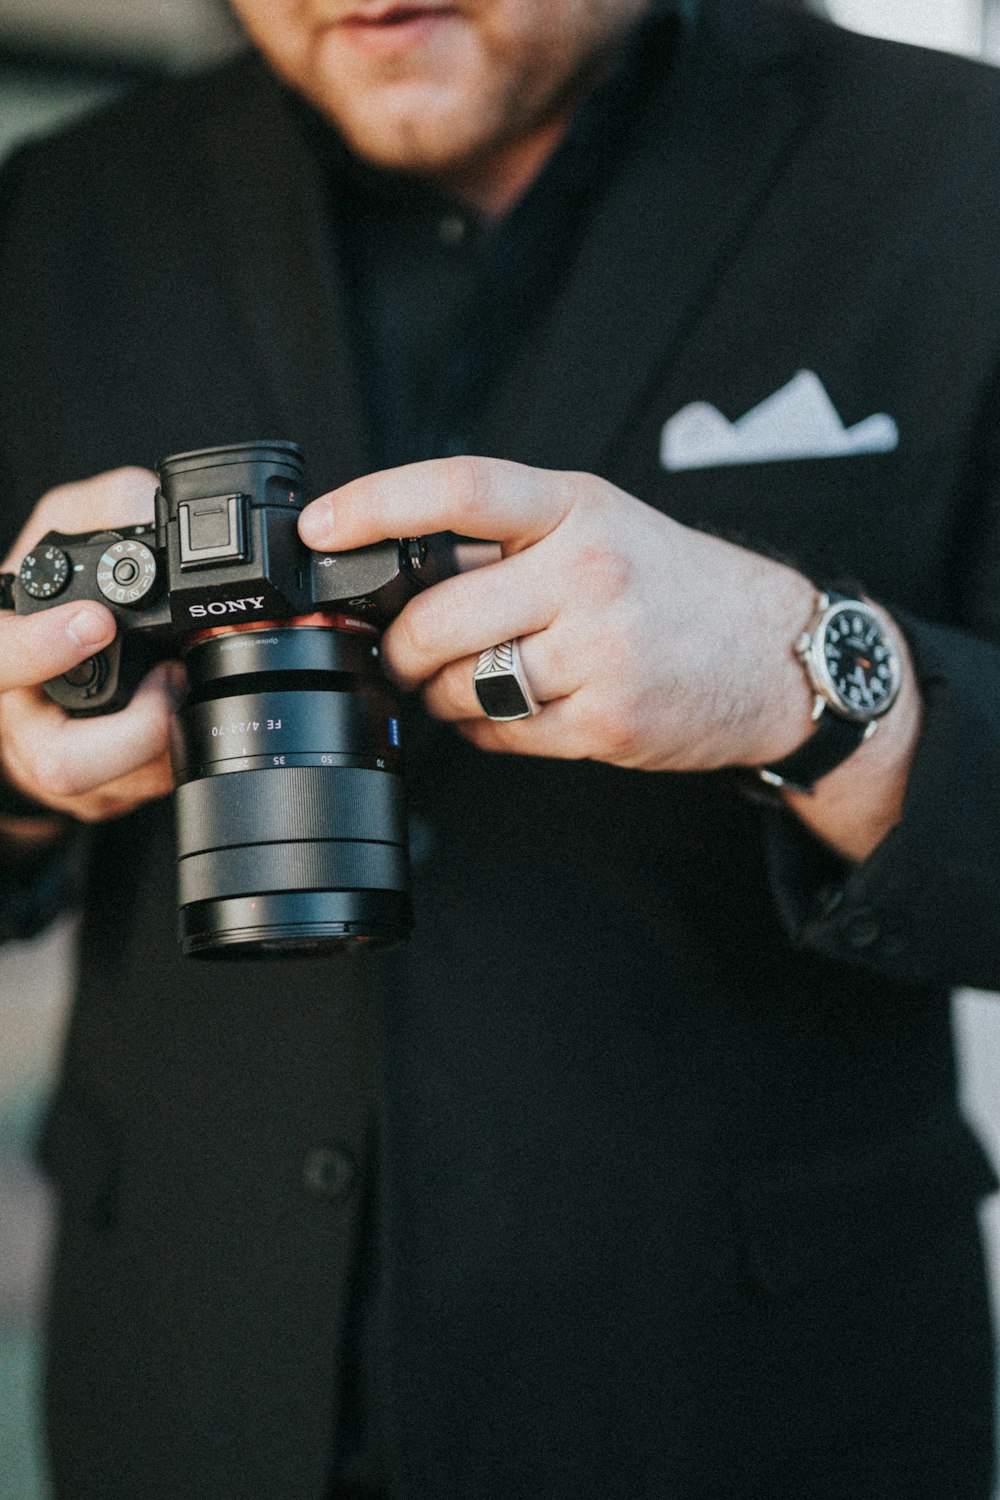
top-left (335, 2), bottom-right (460, 57)
top-left (340, 2), bottom-right (455, 20)
top-left (343, 4), bottom-right (451, 22)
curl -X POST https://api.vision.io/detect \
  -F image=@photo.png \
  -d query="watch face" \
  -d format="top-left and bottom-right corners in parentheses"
top-left (813, 601), bottom-right (901, 721)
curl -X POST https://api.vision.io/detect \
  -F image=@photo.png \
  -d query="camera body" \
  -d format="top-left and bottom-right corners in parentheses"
top-left (11, 441), bottom-right (427, 714)
top-left (4, 442), bottom-right (433, 959)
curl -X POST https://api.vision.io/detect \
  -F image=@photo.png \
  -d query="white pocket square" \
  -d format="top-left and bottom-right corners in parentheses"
top-left (660, 370), bottom-right (899, 472)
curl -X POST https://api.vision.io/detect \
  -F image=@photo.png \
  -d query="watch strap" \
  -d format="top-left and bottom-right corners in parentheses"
top-left (757, 706), bottom-right (870, 795)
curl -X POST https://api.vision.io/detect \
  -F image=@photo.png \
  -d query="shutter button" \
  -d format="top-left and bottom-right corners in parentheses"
top-left (302, 1144), bottom-right (356, 1202)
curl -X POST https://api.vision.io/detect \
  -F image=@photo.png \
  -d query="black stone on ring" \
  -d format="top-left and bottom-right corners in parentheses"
top-left (473, 640), bottom-right (538, 721)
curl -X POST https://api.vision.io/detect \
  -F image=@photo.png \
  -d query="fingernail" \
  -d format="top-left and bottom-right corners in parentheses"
top-left (66, 607), bottom-right (112, 650)
top-left (298, 499), bottom-right (333, 548)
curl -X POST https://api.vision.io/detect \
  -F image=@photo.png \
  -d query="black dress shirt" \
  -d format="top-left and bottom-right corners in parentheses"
top-left (329, 5), bottom-right (685, 472)
top-left (321, 9), bottom-right (685, 1491)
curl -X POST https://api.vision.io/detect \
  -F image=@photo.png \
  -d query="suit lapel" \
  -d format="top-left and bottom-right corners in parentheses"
top-left (196, 56), bottom-right (371, 496)
top-left (475, 0), bottom-right (814, 476)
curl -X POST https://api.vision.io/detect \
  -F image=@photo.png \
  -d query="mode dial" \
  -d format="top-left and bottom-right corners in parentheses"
top-left (19, 544), bottom-right (71, 600)
top-left (96, 539), bottom-right (158, 607)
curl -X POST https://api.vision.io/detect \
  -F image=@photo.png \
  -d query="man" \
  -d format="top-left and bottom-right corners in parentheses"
top-left (1, 0), bottom-right (999, 1495)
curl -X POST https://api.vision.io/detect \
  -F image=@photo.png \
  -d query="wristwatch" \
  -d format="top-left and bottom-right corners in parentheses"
top-left (756, 589), bottom-right (903, 795)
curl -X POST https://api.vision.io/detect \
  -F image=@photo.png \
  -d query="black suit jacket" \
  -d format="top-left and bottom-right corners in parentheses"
top-left (3, 3), bottom-right (1000, 1496)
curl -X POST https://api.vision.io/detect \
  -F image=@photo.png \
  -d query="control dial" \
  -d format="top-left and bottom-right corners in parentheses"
top-left (61, 654), bottom-right (107, 695)
top-left (96, 538), bottom-right (158, 606)
top-left (19, 544), bottom-right (70, 600)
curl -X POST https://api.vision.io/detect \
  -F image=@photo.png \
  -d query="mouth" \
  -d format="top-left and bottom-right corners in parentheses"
top-left (335, 3), bottom-right (460, 56)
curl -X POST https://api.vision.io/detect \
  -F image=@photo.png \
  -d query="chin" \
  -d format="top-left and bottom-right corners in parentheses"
top-left (319, 91), bottom-right (486, 176)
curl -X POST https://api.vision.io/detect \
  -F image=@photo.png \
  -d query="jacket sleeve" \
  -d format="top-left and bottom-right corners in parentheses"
top-left (0, 141), bottom-right (79, 944)
top-left (0, 835), bottom-right (77, 945)
top-left (763, 370), bottom-right (1000, 990)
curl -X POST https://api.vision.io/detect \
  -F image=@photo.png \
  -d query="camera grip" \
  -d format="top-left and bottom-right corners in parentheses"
top-left (44, 635), bottom-right (168, 717)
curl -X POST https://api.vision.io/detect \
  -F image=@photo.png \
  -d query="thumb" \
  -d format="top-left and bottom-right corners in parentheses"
top-left (0, 602), bottom-right (117, 694)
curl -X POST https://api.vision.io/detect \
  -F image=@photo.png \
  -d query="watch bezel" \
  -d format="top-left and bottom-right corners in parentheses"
top-left (798, 596), bottom-right (902, 725)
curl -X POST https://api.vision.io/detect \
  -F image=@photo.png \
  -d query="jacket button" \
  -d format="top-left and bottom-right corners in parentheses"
top-left (302, 1145), bottom-right (356, 1202)
top-left (840, 909), bottom-right (882, 950)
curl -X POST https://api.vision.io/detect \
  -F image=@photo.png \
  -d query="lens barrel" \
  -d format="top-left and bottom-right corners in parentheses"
top-left (173, 623), bottom-right (410, 958)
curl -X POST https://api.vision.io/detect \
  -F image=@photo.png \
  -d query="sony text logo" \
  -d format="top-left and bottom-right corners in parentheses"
top-left (188, 597), bottom-right (266, 618)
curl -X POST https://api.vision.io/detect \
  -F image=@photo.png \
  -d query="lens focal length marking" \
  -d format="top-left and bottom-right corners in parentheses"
top-left (175, 750), bottom-right (399, 781)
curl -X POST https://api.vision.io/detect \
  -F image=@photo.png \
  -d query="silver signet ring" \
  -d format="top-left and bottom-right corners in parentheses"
top-left (472, 639), bottom-right (539, 721)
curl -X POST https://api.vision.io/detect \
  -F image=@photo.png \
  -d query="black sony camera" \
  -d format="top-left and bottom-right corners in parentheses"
top-left (3, 441), bottom-right (433, 958)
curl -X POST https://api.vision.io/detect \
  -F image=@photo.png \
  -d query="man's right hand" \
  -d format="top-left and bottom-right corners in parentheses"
top-left (0, 468), bottom-right (183, 828)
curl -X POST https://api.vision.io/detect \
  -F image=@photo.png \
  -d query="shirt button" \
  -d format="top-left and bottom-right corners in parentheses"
top-left (840, 909), bottom-right (882, 951)
top-left (815, 883), bottom-right (845, 918)
top-left (302, 1144), bottom-right (356, 1202)
top-left (437, 212), bottom-right (468, 246)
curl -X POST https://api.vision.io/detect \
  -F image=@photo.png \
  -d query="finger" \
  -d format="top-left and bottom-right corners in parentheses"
top-left (422, 630), bottom-right (581, 723)
top-left (3, 466), bottom-right (157, 571)
top-left (0, 603), bottom-right (117, 693)
top-left (299, 457), bottom-right (579, 553)
top-left (455, 695), bottom-right (594, 761)
top-left (453, 541), bottom-right (503, 572)
top-left (380, 545), bottom-right (558, 689)
top-left (1, 661), bottom-right (182, 804)
top-left (55, 749), bottom-right (176, 823)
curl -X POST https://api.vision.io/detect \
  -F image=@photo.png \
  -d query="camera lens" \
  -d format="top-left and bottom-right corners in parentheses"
top-left (171, 620), bottom-right (410, 959)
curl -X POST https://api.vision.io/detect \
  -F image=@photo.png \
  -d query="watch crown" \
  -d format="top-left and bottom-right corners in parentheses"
top-left (795, 631), bottom-right (812, 657)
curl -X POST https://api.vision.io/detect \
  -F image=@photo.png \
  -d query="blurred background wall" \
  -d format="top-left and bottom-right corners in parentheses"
top-left (0, 2), bottom-right (999, 1497)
